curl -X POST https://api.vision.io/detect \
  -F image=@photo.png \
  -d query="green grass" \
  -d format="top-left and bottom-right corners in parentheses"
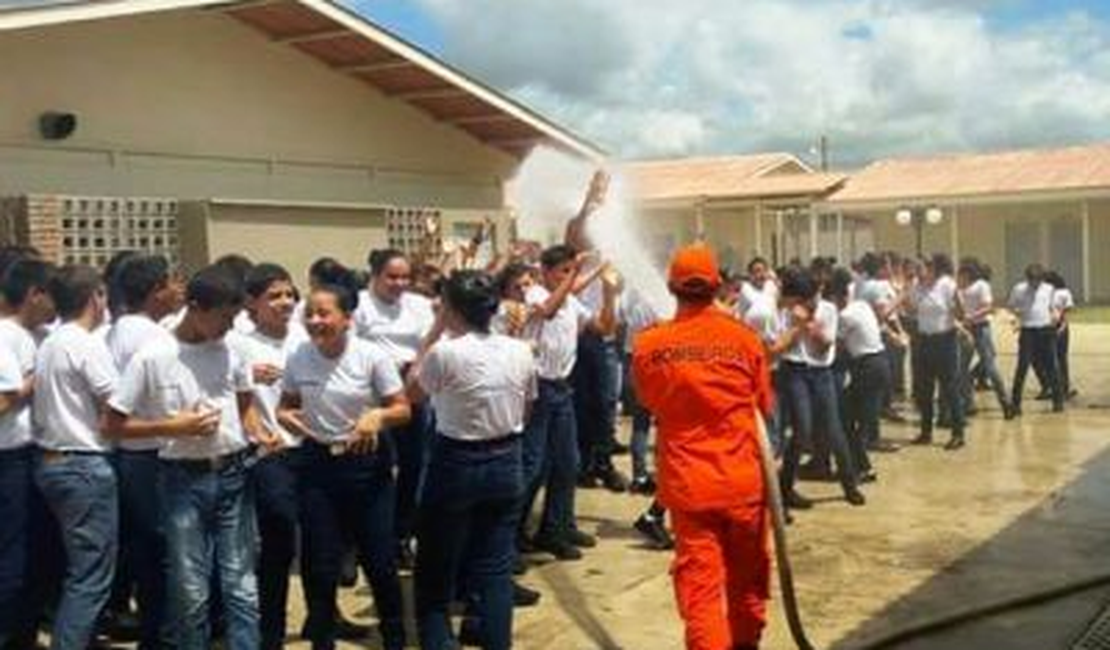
top-left (1069, 306), bottom-right (1110, 323)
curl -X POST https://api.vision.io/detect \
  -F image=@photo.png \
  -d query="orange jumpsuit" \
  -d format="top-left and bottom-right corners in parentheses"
top-left (632, 304), bottom-right (774, 650)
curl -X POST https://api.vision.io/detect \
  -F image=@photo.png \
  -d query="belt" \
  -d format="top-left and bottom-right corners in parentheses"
top-left (437, 433), bottom-right (521, 451)
top-left (39, 448), bottom-right (108, 464)
top-left (161, 447), bottom-right (254, 472)
top-left (539, 377), bottom-right (571, 389)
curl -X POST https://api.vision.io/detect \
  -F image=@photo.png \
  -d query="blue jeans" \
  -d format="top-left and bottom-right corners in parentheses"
top-left (780, 363), bottom-right (858, 493)
top-left (390, 400), bottom-right (434, 546)
top-left (299, 441), bottom-right (404, 650)
top-left (115, 449), bottom-right (169, 650)
top-left (161, 453), bottom-right (260, 650)
top-left (628, 383), bottom-right (653, 481)
top-left (522, 379), bottom-right (579, 541)
top-left (415, 435), bottom-right (523, 650)
top-left (846, 353), bottom-right (890, 474)
top-left (0, 445), bottom-right (33, 647)
top-left (572, 333), bottom-right (620, 475)
top-left (962, 323), bottom-right (1009, 412)
top-left (35, 452), bottom-right (119, 650)
top-left (917, 331), bottom-right (965, 437)
top-left (254, 449), bottom-right (305, 650)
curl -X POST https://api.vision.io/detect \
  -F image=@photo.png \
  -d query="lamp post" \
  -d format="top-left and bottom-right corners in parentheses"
top-left (895, 206), bottom-right (944, 258)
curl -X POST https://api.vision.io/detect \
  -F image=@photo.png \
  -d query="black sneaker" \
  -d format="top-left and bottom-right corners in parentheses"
top-left (629, 474), bottom-right (657, 495)
top-left (944, 435), bottom-right (966, 451)
top-left (783, 489), bottom-right (814, 510)
top-left (867, 439), bottom-right (900, 453)
top-left (567, 528), bottom-right (597, 548)
top-left (1034, 391), bottom-right (1052, 401)
top-left (1003, 404), bottom-right (1017, 420)
top-left (513, 581), bottom-right (541, 608)
top-left (598, 467), bottom-right (629, 493)
top-left (844, 487), bottom-right (867, 506)
top-left (910, 432), bottom-right (933, 445)
top-left (634, 513), bottom-right (675, 550)
top-left (533, 535), bottom-right (583, 561)
top-left (576, 472), bottom-right (601, 489)
top-left (858, 470), bottom-right (878, 484)
top-left (335, 615), bottom-right (371, 641)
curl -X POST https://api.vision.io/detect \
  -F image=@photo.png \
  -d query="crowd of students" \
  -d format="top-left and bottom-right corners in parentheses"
top-left (0, 208), bottom-right (1079, 649)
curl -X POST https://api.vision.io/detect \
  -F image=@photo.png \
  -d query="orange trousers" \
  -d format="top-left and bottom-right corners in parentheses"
top-left (670, 503), bottom-right (770, 650)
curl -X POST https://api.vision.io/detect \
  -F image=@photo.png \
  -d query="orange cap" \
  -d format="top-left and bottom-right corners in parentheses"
top-left (668, 244), bottom-right (720, 289)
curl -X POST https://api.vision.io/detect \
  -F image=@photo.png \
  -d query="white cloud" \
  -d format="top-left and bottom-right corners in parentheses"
top-left (408, 0), bottom-right (1110, 165)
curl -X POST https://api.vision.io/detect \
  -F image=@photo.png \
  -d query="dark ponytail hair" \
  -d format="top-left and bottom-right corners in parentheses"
top-left (443, 270), bottom-right (499, 333)
top-left (367, 248), bottom-right (407, 277)
top-left (313, 264), bottom-right (361, 315)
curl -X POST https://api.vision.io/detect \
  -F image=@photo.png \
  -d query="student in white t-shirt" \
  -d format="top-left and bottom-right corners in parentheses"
top-left (908, 254), bottom-right (966, 449)
top-left (0, 256), bottom-right (56, 646)
top-left (1007, 263), bottom-right (1064, 413)
top-left (1046, 270), bottom-right (1076, 400)
top-left (775, 265), bottom-right (865, 510)
top-left (31, 265), bottom-right (118, 650)
top-left (355, 248), bottom-right (435, 560)
top-left (277, 272), bottom-right (411, 650)
top-left (230, 262), bottom-right (313, 649)
top-left (519, 245), bottom-right (617, 560)
top-left (106, 265), bottom-right (274, 650)
top-left (103, 253), bottom-right (178, 648)
top-left (406, 270), bottom-right (536, 650)
top-left (829, 268), bottom-right (887, 485)
top-left (956, 259), bottom-right (1014, 421)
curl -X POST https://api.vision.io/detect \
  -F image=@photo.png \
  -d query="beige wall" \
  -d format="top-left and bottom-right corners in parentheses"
top-left (0, 9), bottom-right (513, 208)
top-left (195, 204), bottom-right (389, 281)
top-left (848, 199), bottom-right (1109, 303)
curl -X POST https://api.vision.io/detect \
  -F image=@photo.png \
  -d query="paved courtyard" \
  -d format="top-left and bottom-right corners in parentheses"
top-left (284, 323), bottom-right (1110, 649)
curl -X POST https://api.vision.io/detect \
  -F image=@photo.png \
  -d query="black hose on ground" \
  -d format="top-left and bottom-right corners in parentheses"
top-left (754, 412), bottom-right (1110, 650)
top-left (849, 572), bottom-right (1110, 650)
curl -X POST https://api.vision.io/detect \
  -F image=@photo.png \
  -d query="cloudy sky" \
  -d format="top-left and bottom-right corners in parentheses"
top-left (349, 0), bottom-right (1110, 168)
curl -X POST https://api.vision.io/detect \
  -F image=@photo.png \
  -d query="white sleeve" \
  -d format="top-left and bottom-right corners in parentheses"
top-left (109, 354), bottom-right (147, 415)
top-left (280, 348), bottom-right (303, 397)
top-left (416, 347), bottom-right (445, 396)
top-left (230, 349), bottom-right (253, 393)
top-left (0, 346), bottom-right (21, 393)
top-left (821, 303), bottom-right (838, 341)
top-left (371, 349), bottom-right (404, 398)
top-left (82, 338), bottom-right (119, 400)
top-left (981, 283), bottom-right (993, 307)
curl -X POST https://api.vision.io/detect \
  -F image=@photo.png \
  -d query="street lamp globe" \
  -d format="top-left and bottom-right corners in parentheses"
top-left (895, 208), bottom-right (913, 226)
top-left (925, 206), bottom-right (944, 225)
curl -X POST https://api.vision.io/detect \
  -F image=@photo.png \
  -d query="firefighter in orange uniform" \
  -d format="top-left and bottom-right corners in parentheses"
top-left (632, 244), bottom-right (774, 650)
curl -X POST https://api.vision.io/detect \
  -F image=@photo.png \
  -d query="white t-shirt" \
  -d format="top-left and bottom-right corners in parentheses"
top-left (110, 337), bottom-right (253, 460)
top-left (782, 300), bottom-right (838, 368)
top-left (418, 332), bottom-right (536, 441)
top-left (523, 285), bottom-right (591, 380)
top-left (959, 279), bottom-right (993, 324)
top-left (737, 281), bottom-right (778, 320)
top-left (620, 289), bottom-right (660, 354)
top-left (33, 323), bottom-right (118, 452)
top-left (855, 278), bottom-right (897, 318)
top-left (839, 301), bottom-right (885, 358)
top-left (1053, 288), bottom-right (1075, 313)
top-left (1008, 281), bottom-right (1055, 328)
top-left (0, 319), bottom-right (37, 451)
top-left (282, 336), bottom-right (403, 444)
top-left (354, 290), bottom-right (435, 366)
top-left (229, 325), bottom-right (308, 448)
top-left (107, 314), bottom-right (176, 451)
top-left (739, 299), bottom-right (780, 347)
top-left (914, 276), bottom-right (958, 335)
